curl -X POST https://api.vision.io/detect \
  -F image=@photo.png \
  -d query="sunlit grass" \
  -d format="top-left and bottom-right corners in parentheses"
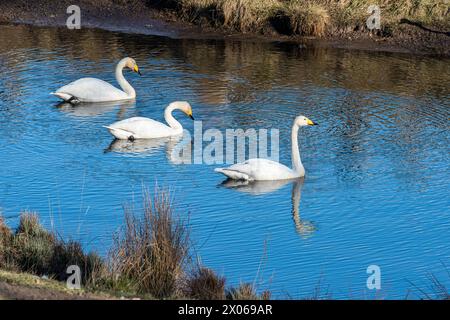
top-left (162, 0), bottom-right (450, 37)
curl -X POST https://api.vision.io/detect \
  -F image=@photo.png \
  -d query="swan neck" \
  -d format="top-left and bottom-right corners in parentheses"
top-left (116, 59), bottom-right (135, 98)
top-left (164, 105), bottom-right (183, 132)
top-left (291, 124), bottom-right (304, 175)
top-left (292, 181), bottom-right (302, 222)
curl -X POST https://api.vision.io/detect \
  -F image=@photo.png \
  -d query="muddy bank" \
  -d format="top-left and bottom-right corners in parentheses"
top-left (0, 0), bottom-right (210, 39)
top-left (0, 0), bottom-right (449, 56)
top-left (0, 270), bottom-right (114, 300)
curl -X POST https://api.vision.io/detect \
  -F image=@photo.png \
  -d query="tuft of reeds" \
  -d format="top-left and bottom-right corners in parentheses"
top-left (284, 1), bottom-right (330, 37)
top-left (13, 212), bottom-right (57, 275)
top-left (226, 282), bottom-right (271, 300)
top-left (181, 0), bottom-right (222, 23)
top-left (410, 266), bottom-right (450, 300)
top-left (0, 216), bottom-right (13, 269)
top-left (185, 266), bottom-right (226, 299)
top-left (109, 188), bottom-right (190, 298)
top-left (427, 273), bottom-right (450, 300)
top-left (50, 240), bottom-right (105, 286)
top-left (221, 0), bottom-right (281, 32)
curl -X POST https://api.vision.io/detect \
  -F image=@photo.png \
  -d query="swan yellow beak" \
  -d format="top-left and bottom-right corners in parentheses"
top-left (187, 109), bottom-right (194, 120)
top-left (307, 119), bottom-right (318, 126)
top-left (134, 65), bottom-right (142, 76)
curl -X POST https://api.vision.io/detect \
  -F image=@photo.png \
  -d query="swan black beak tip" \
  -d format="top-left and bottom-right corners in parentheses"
top-left (189, 115), bottom-right (195, 120)
top-left (137, 70), bottom-right (142, 76)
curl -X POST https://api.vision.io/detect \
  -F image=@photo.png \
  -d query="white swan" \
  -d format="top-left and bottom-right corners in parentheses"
top-left (215, 115), bottom-right (318, 181)
top-left (104, 101), bottom-right (194, 140)
top-left (51, 57), bottom-right (141, 103)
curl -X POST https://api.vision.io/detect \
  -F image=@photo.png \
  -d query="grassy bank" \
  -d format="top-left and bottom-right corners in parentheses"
top-left (153, 0), bottom-right (450, 37)
top-left (0, 189), bottom-right (270, 300)
top-left (0, 269), bottom-right (115, 300)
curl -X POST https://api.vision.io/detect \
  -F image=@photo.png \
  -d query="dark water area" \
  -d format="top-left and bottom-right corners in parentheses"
top-left (0, 24), bottom-right (449, 299)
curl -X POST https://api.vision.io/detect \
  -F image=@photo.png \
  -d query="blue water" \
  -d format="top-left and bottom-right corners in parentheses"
top-left (0, 24), bottom-right (449, 299)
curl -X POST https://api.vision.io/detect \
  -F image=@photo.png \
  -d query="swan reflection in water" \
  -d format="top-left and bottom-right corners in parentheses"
top-left (54, 99), bottom-right (135, 118)
top-left (219, 178), bottom-right (316, 238)
top-left (105, 134), bottom-right (186, 164)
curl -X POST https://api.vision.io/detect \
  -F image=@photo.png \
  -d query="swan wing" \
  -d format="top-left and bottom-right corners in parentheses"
top-left (215, 159), bottom-right (298, 181)
top-left (106, 117), bottom-right (176, 139)
top-left (54, 78), bottom-right (129, 102)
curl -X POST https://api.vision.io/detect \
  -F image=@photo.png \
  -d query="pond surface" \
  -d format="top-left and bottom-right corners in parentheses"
top-left (0, 24), bottom-right (449, 299)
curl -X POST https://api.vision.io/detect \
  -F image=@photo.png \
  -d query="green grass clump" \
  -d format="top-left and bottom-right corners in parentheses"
top-left (13, 212), bottom-right (56, 275)
top-left (1, 212), bottom-right (103, 287)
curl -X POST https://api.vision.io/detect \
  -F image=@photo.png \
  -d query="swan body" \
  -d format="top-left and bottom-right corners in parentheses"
top-left (104, 101), bottom-right (194, 140)
top-left (104, 117), bottom-right (178, 140)
top-left (215, 115), bottom-right (318, 181)
top-left (51, 57), bottom-right (140, 103)
top-left (215, 159), bottom-right (299, 181)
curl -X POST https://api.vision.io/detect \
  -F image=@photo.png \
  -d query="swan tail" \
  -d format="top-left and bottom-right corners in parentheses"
top-left (103, 126), bottom-right (134, 140)
top-left (51, 92), bottom-right (72, 100)
top-left (102, 125), bottom-right (114, 131)
top-left (51, 92), bottom-right (80, 104)
top-left (214, 168), bottom-right (251, 181)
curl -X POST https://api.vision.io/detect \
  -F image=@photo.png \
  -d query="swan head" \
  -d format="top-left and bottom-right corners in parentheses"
top-left (294, 115), bottom-right (318, 127)
top-left (169, 101), bottom-right (195, 120)
top-left (124, 57), bottom-right (141, 76)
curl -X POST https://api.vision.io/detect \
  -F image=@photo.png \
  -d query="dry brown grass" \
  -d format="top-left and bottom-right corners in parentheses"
top-left (109, 188), bottom-right (190, 298)
top-left (330, 0), bottom-right (450, 28)
top-left (178, 0), bottom-right (334, 36)
top-left (185, 266), bottom-right (226, 299)
top-left (180, 0), bottom-right (282, 32)
top-left (427, 273), bottom-right (450, 300)
top-left (181, 0), bottom-right (222, 23)
top-left (182, 0), bottom-right (219, 12)
top-left (50, 240), bottom-right (105, 286)
top-left (173, 0), bottom-right (449, 37)
top-left (13, 212), bottom-right (56, 275)
top-left (221, 0), bottom-right (281, 32)
top-left (284, 1), bottom-right (330, 36)
top-left (0, 216), bottom-right (13, 269)
top-left (226, 282), bottom-right (271, 300)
